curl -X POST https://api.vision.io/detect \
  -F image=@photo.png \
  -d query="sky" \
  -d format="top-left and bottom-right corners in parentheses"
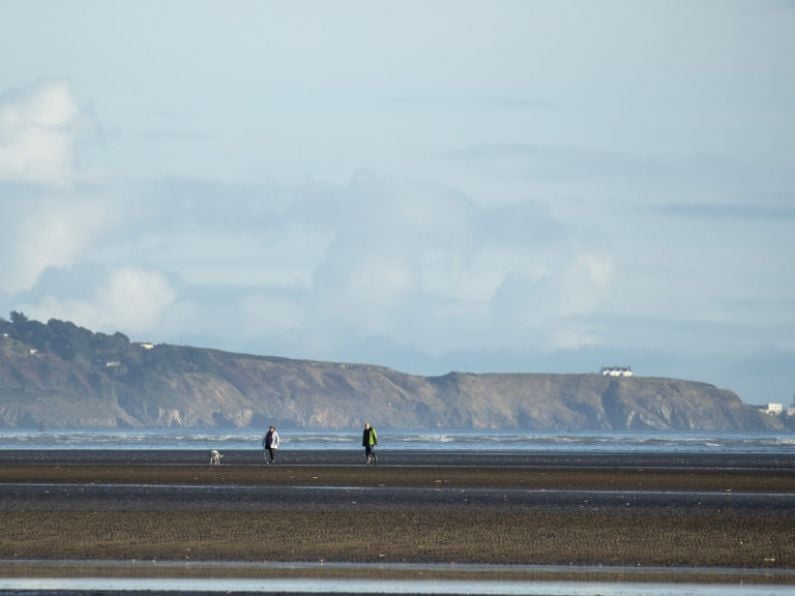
top-left (0, 1), bottom-right (793, 405)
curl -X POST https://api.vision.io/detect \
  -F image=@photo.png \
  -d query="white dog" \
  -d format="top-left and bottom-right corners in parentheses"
top-left (209, 449), bottom-right (223, 465)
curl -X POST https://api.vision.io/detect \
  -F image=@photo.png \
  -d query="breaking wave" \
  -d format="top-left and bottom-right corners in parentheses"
top-left (1, 429), bottom-right (795, 453)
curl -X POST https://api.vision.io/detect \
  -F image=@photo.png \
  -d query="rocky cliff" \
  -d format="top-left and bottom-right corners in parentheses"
top-left (0, 315), bottom-right (787, 431)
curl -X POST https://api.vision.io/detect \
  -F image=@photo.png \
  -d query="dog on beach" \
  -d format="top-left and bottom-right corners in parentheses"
top-left (209, 449), bottom-right (223, 465)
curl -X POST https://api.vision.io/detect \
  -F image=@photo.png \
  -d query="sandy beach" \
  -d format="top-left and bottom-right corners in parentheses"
top-left (1, 450), bottom-right (794, 585)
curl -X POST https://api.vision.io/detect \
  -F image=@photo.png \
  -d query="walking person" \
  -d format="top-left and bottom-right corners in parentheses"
top-left (362, 422), bottom-right (378, 464)
top-left (262, 425), bottom-right (280, 464)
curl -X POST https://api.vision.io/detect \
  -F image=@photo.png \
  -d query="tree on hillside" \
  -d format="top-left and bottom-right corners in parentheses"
top-left (10, 311), bottom-right (28, 325)
top-left (8, 313), bottom-right (49, 348)
top-left (45, 319), bottom-right (94, 363)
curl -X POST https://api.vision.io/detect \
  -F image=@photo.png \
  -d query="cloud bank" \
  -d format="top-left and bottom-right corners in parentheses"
top-left (8, 171), bottom-right (612, 358)
top-left (0, 80), bottom-right (78, 184)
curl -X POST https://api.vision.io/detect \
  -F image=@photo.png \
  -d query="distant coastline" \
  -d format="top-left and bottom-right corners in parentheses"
top-left (2, 315), bottom-right (793, 433)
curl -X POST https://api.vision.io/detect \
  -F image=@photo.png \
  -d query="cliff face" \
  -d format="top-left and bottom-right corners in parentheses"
top-left (0, 317), bottom-right (786, 431)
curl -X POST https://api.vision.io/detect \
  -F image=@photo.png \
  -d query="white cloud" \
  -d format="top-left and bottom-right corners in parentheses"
top-left (125, 226), bottom-right (331, 289)
top-left (554, 251), bottom-right (616, 316)
top-left (574, 252), bottom-right (615, 288)
top-left (2, 170), bottom-right (618, 355)
top-left (19, 267), bottom-right (178, 335)
top-left (487, 250), bottom-right (616, 352)
top-left (0, 80), bottom-right (78, 184)
top-left (0, 198), bottom-right (115, 293)
top-left (99, 268), bottom-right (178, 332)
top-left (297, 173), bottom-right (612, 352)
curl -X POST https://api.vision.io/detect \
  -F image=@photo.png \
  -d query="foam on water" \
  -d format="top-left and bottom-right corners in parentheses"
top-left (1, 429), bottom-right (795, 453)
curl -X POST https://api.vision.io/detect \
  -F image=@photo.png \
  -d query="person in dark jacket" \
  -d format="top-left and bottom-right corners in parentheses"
top-left (262, 425), bottom-right (280, 464)
top-left (362, 422), bottom-right (378, 464)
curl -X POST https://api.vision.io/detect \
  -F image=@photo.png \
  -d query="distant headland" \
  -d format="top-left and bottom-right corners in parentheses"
top-left (0, 313), bottom-right (791, 432)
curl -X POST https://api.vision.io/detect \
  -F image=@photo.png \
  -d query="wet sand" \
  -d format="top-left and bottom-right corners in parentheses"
top-left (1, 450), bottom-right (794, 584)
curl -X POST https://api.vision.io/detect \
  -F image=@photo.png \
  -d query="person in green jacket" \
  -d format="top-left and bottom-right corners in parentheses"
top-left (362, 422), bottom-right (378, 464)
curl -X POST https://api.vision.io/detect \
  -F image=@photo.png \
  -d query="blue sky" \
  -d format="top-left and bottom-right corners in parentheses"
top-left (1, 1), bottom-right (793, 405)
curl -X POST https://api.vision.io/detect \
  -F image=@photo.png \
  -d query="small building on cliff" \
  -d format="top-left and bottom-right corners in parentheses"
top-left (601, 366), bottom-right (634, 377)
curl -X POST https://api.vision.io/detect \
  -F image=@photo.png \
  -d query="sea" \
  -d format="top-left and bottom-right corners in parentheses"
top-left (1, 428), bottom-right (794, 453)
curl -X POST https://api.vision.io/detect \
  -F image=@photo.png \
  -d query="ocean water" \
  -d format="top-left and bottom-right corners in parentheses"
top-left (1, 428), bottom-right (794, 453)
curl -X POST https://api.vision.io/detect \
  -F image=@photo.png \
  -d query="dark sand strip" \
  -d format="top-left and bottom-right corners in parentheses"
top-left (2, 464), bottom-right (795, 493)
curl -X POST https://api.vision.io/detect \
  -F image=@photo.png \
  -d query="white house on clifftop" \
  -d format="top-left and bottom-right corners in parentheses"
top-left (601, 366), bottom-right (634, 377)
